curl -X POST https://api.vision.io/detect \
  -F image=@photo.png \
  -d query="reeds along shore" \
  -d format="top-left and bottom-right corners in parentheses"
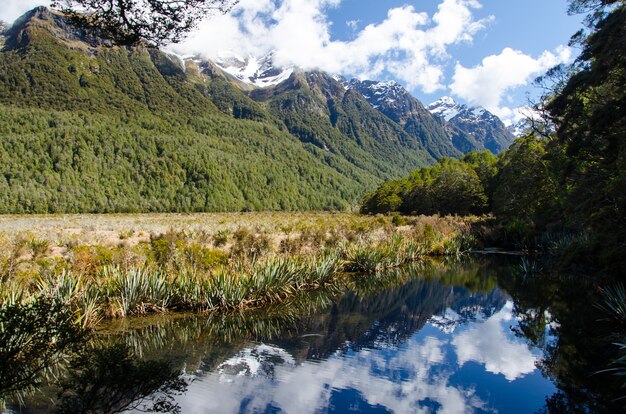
top-left (0, 214), bottom-right (480, 326)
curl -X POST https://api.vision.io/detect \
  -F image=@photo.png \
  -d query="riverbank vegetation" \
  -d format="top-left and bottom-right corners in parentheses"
top-left (0, 213), bottom-right (478, 327)
top-left (362, 1), bottom-right (626, 275)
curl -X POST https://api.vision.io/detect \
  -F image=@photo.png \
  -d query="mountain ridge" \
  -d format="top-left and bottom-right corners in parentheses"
top-left (427, 96), bottom-right (515, 154)
top-left (0, 7), bottom-right (515, 213)
top-left (0, 7), bottom-right (430, 213)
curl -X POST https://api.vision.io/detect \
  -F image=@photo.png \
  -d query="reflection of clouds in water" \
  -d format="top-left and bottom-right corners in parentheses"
top-left (180, 336), bottom-right (489, 414)
top-left (217, 344), bottom-right (295, 380)
top-left (452, 301), bottom-right (538, 381)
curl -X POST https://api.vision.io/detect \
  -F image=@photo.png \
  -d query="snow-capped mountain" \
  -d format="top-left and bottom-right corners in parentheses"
top-left (507, 118), bottom-right (532, 138)
top-left (427, 97), bottom-right (515, 154)
top-left (186, 48), bottom-right (514, 156)
top-left (427, 96), bottom-right (462, 121)
top-left (347, 79), bottom-right (406, 110)
top-left (213, 51), bottom-right (293, 88)
top-left (427, 97), bottom-right (501, 127)
top-left (348, 80), bottom-right (462, 158)
top-left (427, 290), bottom-right (508, 334)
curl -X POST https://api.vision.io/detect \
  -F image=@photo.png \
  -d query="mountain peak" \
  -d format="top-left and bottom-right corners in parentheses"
top-left (5, 6), bottom-right (113, 51)
top-left (436, 96), bottom-right (457, 106)
top-left (427, 97), bottom-right (515, 153)
top-left (426, 97), bottom-right (464, 122)
top-left (212, 51), bottom-right (294, 88)
top-left (347, 79), bottom-right (407, 110)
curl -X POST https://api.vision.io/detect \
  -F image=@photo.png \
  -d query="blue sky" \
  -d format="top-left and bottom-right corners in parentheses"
top-left (1, 0), bottom-right (584, 124)
top-left (324, 0), bottom-right (583, 115)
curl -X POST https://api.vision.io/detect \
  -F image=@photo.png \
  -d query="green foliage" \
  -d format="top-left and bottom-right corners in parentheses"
top-left (544, 4), bottom-right (626, 271)
top-left (491, 136), bottom-right (560, 228)
top-left (361, 156), bottom-right (490, 216)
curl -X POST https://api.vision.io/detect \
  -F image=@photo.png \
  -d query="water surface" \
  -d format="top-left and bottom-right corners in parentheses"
top-left (9, 257), bottom-right (605, 413)
top-left (117, 259), bottom-right (555, 413)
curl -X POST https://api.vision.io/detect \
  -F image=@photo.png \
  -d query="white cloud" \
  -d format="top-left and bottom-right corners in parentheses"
top-left (450, 46), bottom-right (572, 123)
top-left (452, 301), bottom-right (539, 381)
top-left (0, 0), bottom-right (46, 24)
top-left (172, 0), bottom-right (493, 94)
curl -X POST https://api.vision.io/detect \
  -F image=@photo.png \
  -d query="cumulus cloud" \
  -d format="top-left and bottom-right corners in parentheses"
top-left (450, 46), bottom-right (572, 123)
top-left (172, 0), bottom-right (493, 94)
top-left (0, 0), bottom-right (46, 24)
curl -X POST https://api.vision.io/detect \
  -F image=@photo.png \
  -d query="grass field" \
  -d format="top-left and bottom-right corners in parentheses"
top-left (0, 212), bottom-right (481, 324)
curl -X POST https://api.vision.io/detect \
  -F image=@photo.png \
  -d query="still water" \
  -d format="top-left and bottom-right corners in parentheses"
top-left (8, 257), bottom-right (600, 413)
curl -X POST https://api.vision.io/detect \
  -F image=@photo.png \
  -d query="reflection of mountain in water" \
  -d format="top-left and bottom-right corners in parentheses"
top-left (428, 288), bottom-right (507, 334)
top-left (187, 273), bottom-right (510, 408)
top-left (218, 344), bottom-right (296, 380)
top-left (270, 278), bottom-right (508, 362)
top-left (104, 262), bottom-right (509, 376)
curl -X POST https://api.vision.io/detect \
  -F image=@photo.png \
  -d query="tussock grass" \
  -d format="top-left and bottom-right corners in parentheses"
top-left (0, 213), bottom-right (478, 325)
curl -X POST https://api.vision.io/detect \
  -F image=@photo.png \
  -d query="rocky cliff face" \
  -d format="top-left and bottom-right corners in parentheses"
top-left (348, 79), bottom-right (461, 158)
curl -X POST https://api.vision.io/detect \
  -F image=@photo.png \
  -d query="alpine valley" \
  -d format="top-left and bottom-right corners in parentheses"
top-left (0, 7), bottom-right (516, 213)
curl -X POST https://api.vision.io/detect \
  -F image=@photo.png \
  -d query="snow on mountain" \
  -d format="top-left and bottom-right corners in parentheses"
top-left (427, 97), bottom-right (516, 154)
top-left (217, 344), bottom-right (296, 380)
top-left (428, 299), bottom-right (506, 334)
top-left (427, 96), bottom-right (460, 122)
top-left (427, 97), bottom-right (498, 125)
top-left (508, 118), bottom-right (532, 137)
top-left (347, 79), bottom-right (405, 109)
top-left (213, 51), bottom-right (293, 88)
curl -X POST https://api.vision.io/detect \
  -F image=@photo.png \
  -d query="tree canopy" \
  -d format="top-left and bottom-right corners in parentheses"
top-left (50, 0), bottom-right (239, 45)
top-left (362, 1), bottom-right (626, 273)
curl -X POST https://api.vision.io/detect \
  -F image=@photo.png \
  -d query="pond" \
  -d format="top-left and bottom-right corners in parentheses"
top-left (2, 257), bottom-right (620, 413)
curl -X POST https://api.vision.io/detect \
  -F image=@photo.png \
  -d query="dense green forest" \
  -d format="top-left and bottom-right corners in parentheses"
top-left (0, 7), bottom-right (437, 213)
top-left (362, 0), bottom-right (626, 273)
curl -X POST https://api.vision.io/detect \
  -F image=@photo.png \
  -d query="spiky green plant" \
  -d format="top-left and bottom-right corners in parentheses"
top-left (106, 267), bottom-right (151, 316)
top-left (596, 283), bottom-right (626, 400)
top-left (305, 254), bottom-right (341, 287)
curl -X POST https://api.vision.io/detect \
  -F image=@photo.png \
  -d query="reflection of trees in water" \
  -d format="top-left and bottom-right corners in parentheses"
top-left (498, 265), bottom-right (624, 413)
top-left (0, 300), bottom-right (187, 413)
top-left (0, 298), bottom-right (86, 401)
top-left (4, 257), bottom-right (510, 412)
top-left (53, 343), bottom-right (187, 414)
top-left (98, 259), bottom-right (506, 372)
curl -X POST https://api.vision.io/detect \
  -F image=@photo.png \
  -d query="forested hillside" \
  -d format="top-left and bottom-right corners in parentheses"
top-left (362, 1), bottom-right (626, 274)
top-left (0, 7), bottom-right (437, 213)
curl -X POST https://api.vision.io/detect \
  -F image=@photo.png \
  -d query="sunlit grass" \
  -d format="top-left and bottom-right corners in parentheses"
top-left (0, 212), bottom-right (480, 325)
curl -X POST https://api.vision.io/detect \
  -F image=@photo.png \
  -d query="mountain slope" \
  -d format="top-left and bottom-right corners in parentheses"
top-left (427, 97), bottom-right (515, 154)
top-left (249, 71), bottom-right (434, 181)
top-left (0, 7), bottom-right (386, 213)
top-left (0, 7), bottom-right (437, 213)
top-left (347, 80), bottom-right (462, 159)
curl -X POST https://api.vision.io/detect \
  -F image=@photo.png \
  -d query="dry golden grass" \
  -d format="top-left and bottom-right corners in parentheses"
top-left (0, 212), bottom-right (482, 322)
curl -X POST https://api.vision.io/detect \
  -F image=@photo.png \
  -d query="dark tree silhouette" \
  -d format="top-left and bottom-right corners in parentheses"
top-left (50, 0), bottom-right (239, 46)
